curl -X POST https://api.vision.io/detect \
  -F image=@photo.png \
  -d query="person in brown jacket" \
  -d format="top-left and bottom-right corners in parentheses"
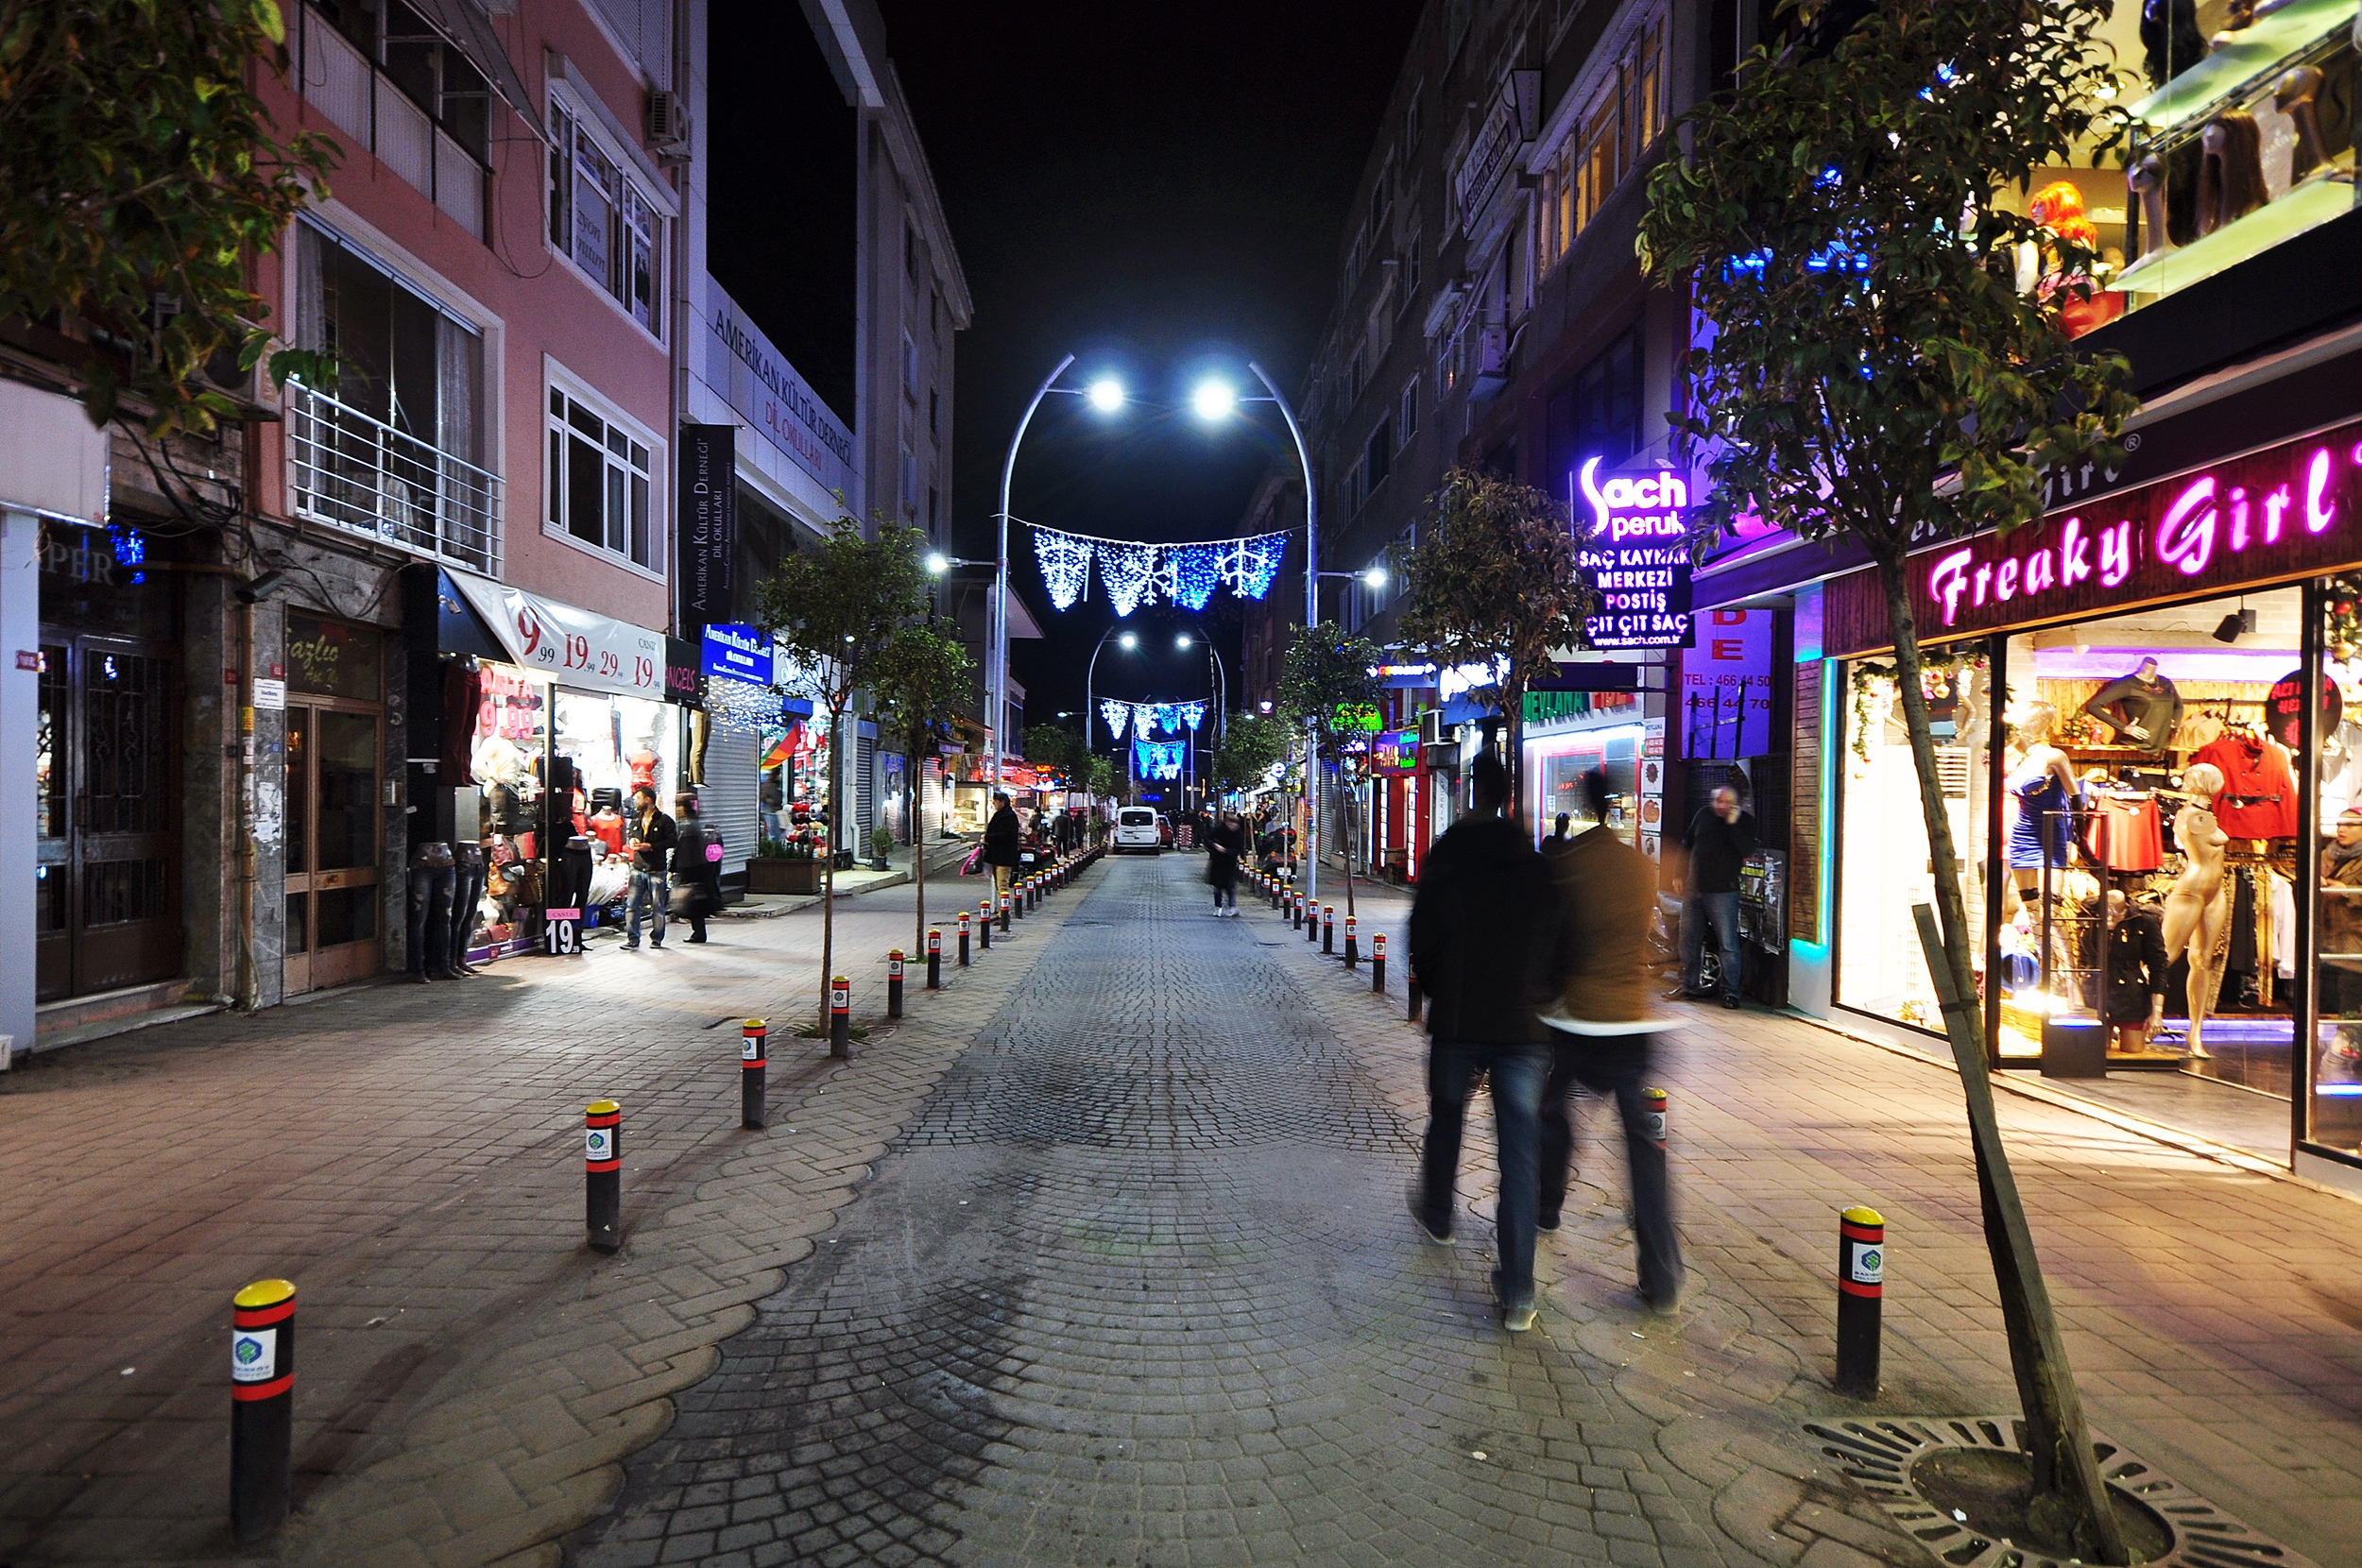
top-left (1539, 765), bottom-right (1685, 1313)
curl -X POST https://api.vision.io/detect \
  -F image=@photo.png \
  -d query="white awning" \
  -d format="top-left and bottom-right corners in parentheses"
top-left (447, 569), bottom-right (668, 701)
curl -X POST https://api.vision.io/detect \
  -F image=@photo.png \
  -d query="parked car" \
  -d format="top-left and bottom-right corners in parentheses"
top-left (1113, 807), bottom-right (1162, 854)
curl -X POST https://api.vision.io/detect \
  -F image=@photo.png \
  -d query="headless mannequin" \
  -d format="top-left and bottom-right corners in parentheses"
top-left (2162, 761), bottom-right (2231, 1060)
top-left (2005, 706), bottom-right (2080, 904)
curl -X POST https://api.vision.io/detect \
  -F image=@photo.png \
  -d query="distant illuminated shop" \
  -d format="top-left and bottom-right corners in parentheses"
top-left (1822, 418), bottom-right (2362, 1190)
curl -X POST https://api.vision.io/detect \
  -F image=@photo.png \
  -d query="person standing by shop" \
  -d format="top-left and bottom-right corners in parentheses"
top-left (984, 790), bottom-right (1022, 900)
top-left (1206, 810), bottom-right (1247, 915)
top-left (1541, 765), bottom-right (1686, 1313)
top-left (672, 793), bottom-right (726, 945)
top-left (1408, 752), bottom-right (1561, 1333)
top-left (624, 785), bottom-right (676, 951)
top-left (1672, 782), bottom-right (1756, 1008)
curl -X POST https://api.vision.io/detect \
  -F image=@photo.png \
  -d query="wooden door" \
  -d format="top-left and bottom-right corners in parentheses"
top-left (283, 701), bottom-right (384, 994)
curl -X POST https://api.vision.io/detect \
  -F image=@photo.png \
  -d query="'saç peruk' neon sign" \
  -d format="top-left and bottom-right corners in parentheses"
top-left (1903, 427), bottom-right (2362, 641)
top-left (1576, 456), bottom-right (1696, 649)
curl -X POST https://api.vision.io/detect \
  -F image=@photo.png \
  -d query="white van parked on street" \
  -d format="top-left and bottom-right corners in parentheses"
top-left (1112, 807), bottom-right (1162, 854)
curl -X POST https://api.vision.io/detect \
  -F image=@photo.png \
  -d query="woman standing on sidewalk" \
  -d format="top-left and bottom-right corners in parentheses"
top-left (672, 793), bottom-right (726, 944)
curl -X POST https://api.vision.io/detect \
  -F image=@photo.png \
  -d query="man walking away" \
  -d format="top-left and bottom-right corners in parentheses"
top-left (1408, 752), bottom-right (1561, 1332)
top-left (1543, 766), bottom-right (1686, 1314)
top-left (1206, 810), bottom-right (1247, 914)
top-left (672, 792), bottom-right (726, 944)
top-left (1674, 782), bottom-right (1756, 1008)
top-left (984, 791), bottom-right (1022, 900)
top-left (1543, 812), bottom-right (1574, 859)
top-left (624, 785), bottom-right (676, 951)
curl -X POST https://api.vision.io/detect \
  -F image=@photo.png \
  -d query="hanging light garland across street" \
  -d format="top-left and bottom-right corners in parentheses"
top-left (1022, 522), bottom-right (1292, 615)
top-left (1097, 699), bottom-right (1206, 741)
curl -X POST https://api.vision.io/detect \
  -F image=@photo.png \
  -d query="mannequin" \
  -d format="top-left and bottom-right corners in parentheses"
top-left (2198, 112), bottom-right (2269, 237)
top-left (2080, 656), bottom-right (2182, 748)
top-left (2103, 890), bottom-right (2168, 1053)
top-left (2274, 66), bottom-right (2331, 181)
top-left (2140, 0), bottom-right (2203, 89)
top-left (2162, 761), bottom-right (2232, 1061)
top-left (2126, 156), bottom-right (2173, 264)
top-left (2005, 704), bottom-right (2080, 900)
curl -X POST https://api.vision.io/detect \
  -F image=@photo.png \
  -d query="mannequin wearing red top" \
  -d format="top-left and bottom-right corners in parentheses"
top-left (2162, 762), bottom-right (2230, 1060)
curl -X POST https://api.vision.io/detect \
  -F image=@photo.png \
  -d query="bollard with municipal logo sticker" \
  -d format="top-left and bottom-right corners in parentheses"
top-left (1320, 904), bottom-right (1334, 952)
top-left (829, 976), bottom-right (852, 1059)
top-left (585, 1100), bottom-right (622, 1253)
top-left (741, 1020), bottom-right (767, 1129)
top-left (927, 927), bottom-right (943, 989)
top-left (1836, 1205), bottom-right (1885, 1398)
top-left (230, 1278), bottom-right (296, 1544)
top-left (1344, 914), bottom-right (1359, 968)
top-left (1643, 1088), bottom-right (1669, 1150)
top-left (958, 910), bottom-right (972, 965)
top-left (1292, 892), bottom-right (1304, 930)
top-left (1371, 931), bottom-right (1386, 993)
top-left (887, 949), bottom-right (905, 1019)
top-left (979, 899), bottom-right (993, 950)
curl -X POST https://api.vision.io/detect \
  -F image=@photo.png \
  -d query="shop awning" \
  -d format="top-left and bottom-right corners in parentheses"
top-left (446, 568), bottom-right (668, 701)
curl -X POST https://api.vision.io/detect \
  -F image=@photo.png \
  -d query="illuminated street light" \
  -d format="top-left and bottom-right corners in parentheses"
top-left (1190, 381), bottom-right (1238, 421)
top-left (1362, 564), bottom-right (1387, 589)
top-left (926, 552), bottom-right (950, 574)
top-left (1086, 378), bottom-right (1125, 413)
top-left (1175, 633), bottom-right (1192, 650)
top-left (1119, 631), bottom-right (1138, 650)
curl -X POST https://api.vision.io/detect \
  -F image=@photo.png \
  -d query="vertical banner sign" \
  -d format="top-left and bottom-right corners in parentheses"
top-left (1575, 458), bottom-right (1695, 649)
top-left (1680, 608), bottom-right (1777, 758)
top-left (677, 424), bottom-right (736, 637)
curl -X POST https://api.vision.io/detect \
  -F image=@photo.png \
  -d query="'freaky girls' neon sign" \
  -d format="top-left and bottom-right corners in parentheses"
top-left (1914, 436), bottom-right (2362, 636)
top-left (1576, 456), bottom-right (1695, 648)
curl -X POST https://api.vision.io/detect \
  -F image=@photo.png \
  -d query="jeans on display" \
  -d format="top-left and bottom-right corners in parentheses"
top-left (1539, 1033), bottom-right (1685, 1307)
top-left (406, 863), bottom-right (455, 978)
top-left (1417, 1039), bottom-right (1551, 1311)
top-left (628, 871), bottom-right (668, 947)
top-left (1680, 890), bottom-right (1742, 997)
top-left (448, 864), bottom-right (484, 971)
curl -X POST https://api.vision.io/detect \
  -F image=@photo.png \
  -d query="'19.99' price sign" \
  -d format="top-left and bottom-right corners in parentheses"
top-left (1575, 458), bottom-right (1695, 650)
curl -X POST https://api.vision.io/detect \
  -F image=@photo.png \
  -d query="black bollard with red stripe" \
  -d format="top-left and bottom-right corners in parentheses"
top-left (1835, 1206), bottom-right (1886, 1397)
top-left (1371, 931), bottom-right (1386, 993)
top-left (1344, 915), bottom-right (1359, 968)
top-left (231, 1279), bottom-right (297, 1544)
top-left (741, 1020), bottom-right (767, 1129)
top-left (585, 1100), bottom-right (622, 1252)
top-left (927, 928), bottom-right (943, 989)
top-left (887, 950), bottom-right (905, 1019)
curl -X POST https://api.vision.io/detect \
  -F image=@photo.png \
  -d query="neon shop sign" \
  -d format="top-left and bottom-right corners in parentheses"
top-left (1913, 429), bottom-right (2362, 638)
top-left (1575, 457), bottom-right (1696, 649)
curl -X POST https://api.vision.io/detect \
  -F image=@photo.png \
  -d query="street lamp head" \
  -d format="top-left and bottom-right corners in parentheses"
top-left (925, 552), bottom-right (950, 574)
top-left (1118, 631), bottom-right (1138, 651)
top-left (1361, 564), bottom-right (1388, 589)
top-left (1175, 633), bottom-right (1193, 650)
top-left (1190, 380), bottom-right (1238, 421)
top-left (1085, 377), bottom-right (1125, 414)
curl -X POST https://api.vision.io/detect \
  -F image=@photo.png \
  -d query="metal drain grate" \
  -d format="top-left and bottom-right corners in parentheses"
top-left (1801, 1416), bottom-right (2319, 1568)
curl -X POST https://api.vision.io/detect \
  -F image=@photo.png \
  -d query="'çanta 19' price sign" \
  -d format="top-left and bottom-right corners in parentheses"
top-left (1575, 458), bottom-right (1695, 649)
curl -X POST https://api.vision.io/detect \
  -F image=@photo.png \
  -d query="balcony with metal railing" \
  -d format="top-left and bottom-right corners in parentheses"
top-left (285, 380), bottom-right (500, 575)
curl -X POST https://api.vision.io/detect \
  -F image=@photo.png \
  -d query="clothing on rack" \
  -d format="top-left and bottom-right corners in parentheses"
top-left (2271, 867), bottom-right (2296, 979)
top-left (2081, 793), bottom-right (2164, 872)
top-left (2104, 903), bottom-right (2169, 1025)
top-left (2193, 730), bottom-right (2300, 839)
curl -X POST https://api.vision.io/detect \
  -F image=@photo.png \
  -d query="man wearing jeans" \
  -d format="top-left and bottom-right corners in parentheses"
top-left (1407, 752), bottom-right (1562, 1332)
top-left (1674, 782), bottom-right (1756, 1008)
top-left (624, 785), bottom-right (676, 951)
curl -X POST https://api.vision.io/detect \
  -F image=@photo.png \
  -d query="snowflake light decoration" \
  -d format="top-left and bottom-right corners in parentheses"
top-left (1097, 543), bottom-right (1156, 617)
top-left (1224, 534), bottom-right (1287, 600)
top-left (1150, 703), bottom-right (1180, 735)
top-left (1134, 739), bottom-right (1184, 779)
top-left (1178, 702), bottom-right (1206, 732)
top-left (1169, 545), bottom-right (1222, 611)
top-left (1099, 699), bottom-right (1131, 741)
top-left (1031, 528), bottom-right (1094, 610)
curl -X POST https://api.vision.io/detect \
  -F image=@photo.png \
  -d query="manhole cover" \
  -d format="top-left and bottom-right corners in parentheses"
top-left (1803, 1416), bottom-right (2319, 1568)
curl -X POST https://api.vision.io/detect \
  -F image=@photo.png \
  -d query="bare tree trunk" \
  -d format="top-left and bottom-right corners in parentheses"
top-left (1878, 558), bottom-right (2128, 1566)
top-left (911, 731), bottom-right (928, 963)
top-left (819, 708), bottom-right (841, 1036)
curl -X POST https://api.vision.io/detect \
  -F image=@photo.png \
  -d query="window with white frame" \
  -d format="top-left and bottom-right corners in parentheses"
top-left (1399, 377), bottom-right (1419, 445)
top-left (547, 381), bottom-right (659, 570)
top-left (1537, 9), bottom-right (1668, 276)
top-left (548, 95), bottom-right (661, 335)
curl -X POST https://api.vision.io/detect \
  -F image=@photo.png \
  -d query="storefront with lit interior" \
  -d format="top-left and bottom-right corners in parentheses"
top-left (1823, 420), bottom-right (2362, 1189)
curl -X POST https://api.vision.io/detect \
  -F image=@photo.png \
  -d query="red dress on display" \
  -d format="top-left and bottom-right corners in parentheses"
top-left (2082, 793), bottom-right (2164, 871)
top-left (2192, 731), bottom-right (2299, 839)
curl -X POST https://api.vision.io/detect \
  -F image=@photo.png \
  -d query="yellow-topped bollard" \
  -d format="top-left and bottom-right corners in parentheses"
top-left (585, 1099), bottom-right (623, 1253)
top-left (231, 1278), bottom-right (297, 1543)
top-left (1836, 1205), bottom-right (1886, 1397)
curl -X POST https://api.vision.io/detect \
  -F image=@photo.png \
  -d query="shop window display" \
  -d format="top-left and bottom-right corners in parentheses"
top-left (2310, 580), bottom-right (2362, 1157)
top-left (470, 665), bottom-right (547, 956)
top-left (759, 719), bottom-right (829, 852)
top-left (553, 691), bottom-right (677, 927)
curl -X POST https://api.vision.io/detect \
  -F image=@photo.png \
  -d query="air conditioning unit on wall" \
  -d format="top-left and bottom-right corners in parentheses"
top-left (645, 91), bottom-right (691, 163)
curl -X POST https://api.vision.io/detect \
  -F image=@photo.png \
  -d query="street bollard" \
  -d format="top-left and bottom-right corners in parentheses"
top-left (829, 976), bottom-right (851, 1059)
top-left (1835, 1206), bottom-right (1886, 1398)
top-left (979, 900), bottom-right (992, 949)
top-left (1372, 932), bottom-right (1386, 993)
top-left (1407, 962), bottom-right (1423, 1023)
top-left (887, 950), bottom-right (905, 1019)
top-left (927, 928), bottom-right (942, 989)
top-left (1292, 892), bottom-right (1304, 929)
top-left (230, 1278), bottom-right (296, 1545)
top-left (1344, 915), bottom-right (1359, 968)
top-left (1018, 878), bottom-right (1031, 916)
top-left (1000, 891), bottom-right (1012, 933)
top-left (1644, 1087), bottom-right (1669, 1150)
top-left (585, 1100), bottom-right (622, 1253)
top-left (1272, 878), bottom-right (1283, 912)
top-left (958, 910), bottom-right (972, 964)
top-left (1322, 905), bottom-right (1334, 953)
top-left (741, 1019), bottom-right (767, 1129)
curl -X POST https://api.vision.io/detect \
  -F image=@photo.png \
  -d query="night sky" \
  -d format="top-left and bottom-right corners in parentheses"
top-left (874, 1), bottom-right (1425, 748)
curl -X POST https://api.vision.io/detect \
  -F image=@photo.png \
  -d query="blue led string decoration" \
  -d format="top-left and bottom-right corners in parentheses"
top-left (1099, 699), bottom-right (1131, 741)
top-left (1150, 704), bottom-right (1180, 735)
top-left (1224, 535), bottom-right (1284, 600)
top-left (1168, 545), bottom-right (1222, 611)
top-left (1096, 542), bottom-right (1156, 617)
top-left (1133, 739), bottom-right (1184, 780)
top-left (1031, 529), bottom-right (1095, 610)
top-left (1178, 702), bottom-right (1205, 732)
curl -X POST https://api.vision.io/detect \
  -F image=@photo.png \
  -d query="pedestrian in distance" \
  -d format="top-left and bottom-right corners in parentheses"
top-left (671, 792), bottom-right (726, 945)
top-left (1407, 751), bottom-right (1562, 1333)
top-left (1543, 811), bottom-right (1575, 859)
top-left (1671, 780), bottom-right (1756, 1008)
top-left (1541, 765), bottom-right (1686, 1314)
top-left (623, 785), bottom-right (676, 951)
top-left (984, 790), bottom-right (1022, 900)
top-left (1205, 810), bottom-right (1247, 915)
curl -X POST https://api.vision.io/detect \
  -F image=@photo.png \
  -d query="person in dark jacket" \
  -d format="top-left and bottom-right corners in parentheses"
top-left (1674, 783), bottom-right (1757, 1006)
top-left (983, 792), bottom-right (1022, 899)
top-left (1407, 751), bottom-right (1561, 1333)
top-left (671, 792), bottom-right (726, 945)
top-left (1206, 810), bottom-right (1247, 914)
top-left (624, 786), bottom-right (676, 951)
top-left (2102, 891), bottom-right (2169, 1051)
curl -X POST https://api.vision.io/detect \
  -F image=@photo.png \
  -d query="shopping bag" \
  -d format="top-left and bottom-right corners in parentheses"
top-left (961, 844), bottom-right (984, 876)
